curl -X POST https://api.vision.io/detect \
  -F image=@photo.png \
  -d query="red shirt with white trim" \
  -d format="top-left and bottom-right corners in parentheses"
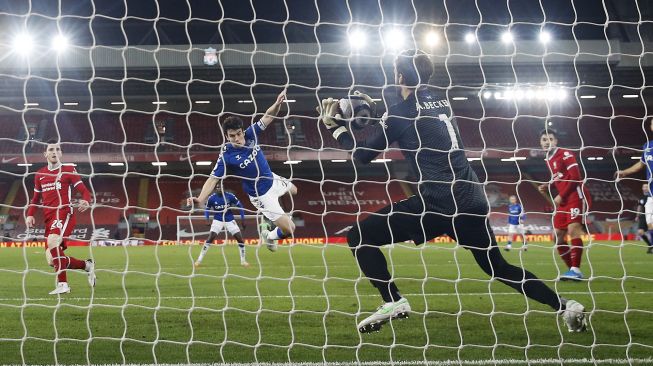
top-left (26, 164), bottom-right (92, 218)
top-left (545, 148), bottom-right (589, 203)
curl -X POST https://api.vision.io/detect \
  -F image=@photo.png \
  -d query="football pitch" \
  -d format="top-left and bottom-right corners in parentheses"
top-left (0, 241), bottom-right (652, 365)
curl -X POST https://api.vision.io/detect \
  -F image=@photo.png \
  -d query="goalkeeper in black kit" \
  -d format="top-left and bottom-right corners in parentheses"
top-left (318, 49), bottom-right (588, 334)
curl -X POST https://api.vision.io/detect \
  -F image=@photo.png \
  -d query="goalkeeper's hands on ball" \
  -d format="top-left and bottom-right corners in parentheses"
top-left (317, 97), bottom-right (343, 137)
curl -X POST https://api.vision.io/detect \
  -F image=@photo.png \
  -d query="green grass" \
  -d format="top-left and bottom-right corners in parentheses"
top-left (0, 241), bottom-right (652, 365)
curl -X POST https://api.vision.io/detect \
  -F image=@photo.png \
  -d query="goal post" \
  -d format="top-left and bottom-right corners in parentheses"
top-left (176, 214), bottom-right (264, 245)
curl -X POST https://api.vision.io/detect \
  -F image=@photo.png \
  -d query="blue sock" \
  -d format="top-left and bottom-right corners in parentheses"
top-left (276, 227), bottom-right (287, 239)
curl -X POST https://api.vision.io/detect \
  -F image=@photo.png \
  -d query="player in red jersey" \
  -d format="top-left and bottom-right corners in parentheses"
top-left (538, 129), bottom-right (591, 281)
top-left (25, 140), bottom-right (96, 295)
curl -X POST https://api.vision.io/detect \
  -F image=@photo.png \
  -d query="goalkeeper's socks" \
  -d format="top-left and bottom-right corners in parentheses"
top-left (377, 282), bottom-right (402, 303)
top-left (267, 227), bottom-right (288, 240)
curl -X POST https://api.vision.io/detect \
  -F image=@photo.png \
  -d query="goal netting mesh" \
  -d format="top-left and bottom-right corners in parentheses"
top-left (1, 0), bottom-right (652, 364)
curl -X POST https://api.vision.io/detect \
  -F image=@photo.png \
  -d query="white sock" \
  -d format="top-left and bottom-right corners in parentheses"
top-left (197, 242), bottom-right (211, 263)
top-left (570, 266), bottom-right (581, 273)
top-left (238, 243), bottom-right (246, 261)
top-left (267, 227), bottom-right (282, 240)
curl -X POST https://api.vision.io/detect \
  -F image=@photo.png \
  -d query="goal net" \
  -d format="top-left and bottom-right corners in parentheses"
top-left (0, 0), bottom-right (652, 365)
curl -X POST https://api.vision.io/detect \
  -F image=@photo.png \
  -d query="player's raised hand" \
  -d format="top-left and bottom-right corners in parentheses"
top-left (78, 199), bottom-right (90, 213)
top-left (354, 90), bottom-right (377, 112)
top-left (25, 216), bottom-right (35, 229)
top-left (318, 98), bottom-right (341, 130)
top-left (553, 195), bottom-right (564, 206)
top-left (615, 170), bottom-right (626, 179)
top-left (187, 196), bottom-right (200, 208)
top-left (275, 90), bottom-right (287, 105)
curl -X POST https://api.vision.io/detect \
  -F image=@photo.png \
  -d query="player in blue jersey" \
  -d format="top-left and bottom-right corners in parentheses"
top-left (617, 121), bottom-right (653, 254)
top-left (187, 91), bottom-right (297, 252)
top-left (194, 186), bottom-right (249, 267)
top-left (505, 195), bottom-right (527, 251)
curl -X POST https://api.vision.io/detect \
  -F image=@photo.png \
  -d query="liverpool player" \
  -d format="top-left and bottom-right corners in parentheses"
top-left (539, 129), bottom-right (591, 281)
top-left (318, 50), bottom-right (587, 334)
top-left (25, 140), bottom-right (96, 295)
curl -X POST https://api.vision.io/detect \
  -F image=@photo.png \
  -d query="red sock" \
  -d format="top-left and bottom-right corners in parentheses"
top-left (557, 241), bottom-right (572, 268)
top-left (68, 257), bottom-right (86, 270)
top-left (570, 238), bottom-right (584, 268)
top-left (50, 247), bottom-right (69, 283)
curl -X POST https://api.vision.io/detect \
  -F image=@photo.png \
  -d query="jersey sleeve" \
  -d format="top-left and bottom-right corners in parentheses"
top-left (69, 168), bottom-right (92, 202)
top-left (335, 111), bottom-right (402, 164)
top-left (211, 153), bottom-right (226, 178)
top-left (204, 195), bottom-right (213, 219)
top-left (230, 193), bottom-right (246, 220)
top-left (26, 173), bottom-right (42, 217)
top-left (642, 143), bottom-right (648, 163)
top-left (245, 120), bottom-right (266, 140)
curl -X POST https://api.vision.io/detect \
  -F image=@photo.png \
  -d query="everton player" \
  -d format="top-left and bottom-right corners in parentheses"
top-left (617, 120), bottom-right (653, 254)
top-left (25, 140), bottom-right (96, 295)
top-left (188, 91), bottom-right (297, 251)
top-left (194, 186), bottom-right (249, 267)
top-left (635, 184), bottom-right (653, 254)
top-left (505, 195), bottom-right (527, 251)
top-left (539, 129), bottom-right (592, 281)
top-left (318, 49), bottom-right (587, 334)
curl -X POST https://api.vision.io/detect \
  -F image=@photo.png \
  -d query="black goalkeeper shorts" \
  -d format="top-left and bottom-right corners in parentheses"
top-left (348, 195), bottom-right (496, 249)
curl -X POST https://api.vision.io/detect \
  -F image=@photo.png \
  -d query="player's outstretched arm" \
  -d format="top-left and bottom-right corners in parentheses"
top-left (617, 161), bottom-right (645, 179)
top-left (318, 97), bottom-right (393, 165)
top-left (260, 90), bottom-right (286, 127)
top-left (73, 182), bottom-right (93, 213)
top-left (188, 176), bottom-right (220, 208)
top-left (25, 179), bottom-right (42, 229)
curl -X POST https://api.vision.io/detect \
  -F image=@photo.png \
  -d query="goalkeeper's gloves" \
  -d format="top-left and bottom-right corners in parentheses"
top-left (318, 98), bottom-right (348, 140)
top-left (353, 90), bottom-right (378, 117)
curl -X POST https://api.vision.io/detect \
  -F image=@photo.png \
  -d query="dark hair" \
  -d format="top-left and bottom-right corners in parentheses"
top-left (539, 128), bottom-right (557, 139)
top-left (222, 116), bottom-right (244, 132)
top-left (395, 49), bottom-right (433, 87)
top-left (44, 138), bottom-right (59, 151)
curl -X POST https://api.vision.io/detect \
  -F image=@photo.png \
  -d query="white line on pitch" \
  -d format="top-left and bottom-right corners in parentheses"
top-left (1, 290), bottom-right (651, 303)
top-left (3, 357), bottom-right (651, 366)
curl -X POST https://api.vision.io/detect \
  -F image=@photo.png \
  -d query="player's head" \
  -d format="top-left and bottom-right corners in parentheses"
top-left (394, 50), bottom-right (433, 88)
top-left (43, 139), bottom-right (62, 164)
top-left (643, 183), bottom-right (649, 195)
top-left (509, 195), bottom-right (517, 204)
top-left (539, 128), bottom-right (558, 151)
top-left (222, 116), bottom-right (245, 146)
top-left (214, 185), bottom-right (223, 194)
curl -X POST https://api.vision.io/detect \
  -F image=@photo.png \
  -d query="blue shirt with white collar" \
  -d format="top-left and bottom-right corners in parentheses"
top-left (211, 120), bottom-right (274, 197)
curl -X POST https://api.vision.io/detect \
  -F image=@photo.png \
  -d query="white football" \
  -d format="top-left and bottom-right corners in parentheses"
top-left (338, 96), bottom-right (374, 129)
